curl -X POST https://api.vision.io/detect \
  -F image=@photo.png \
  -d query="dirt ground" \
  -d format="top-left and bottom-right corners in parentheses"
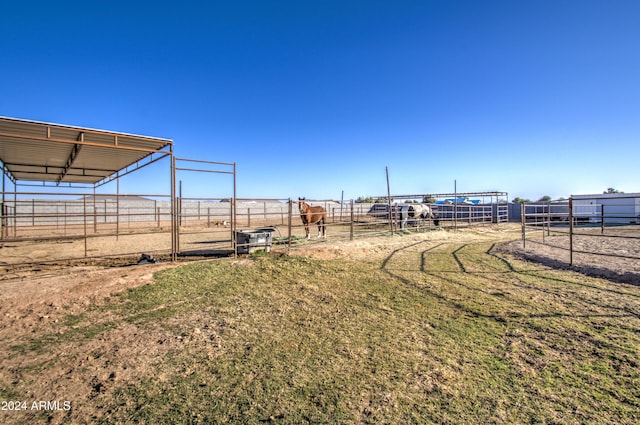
top-left (498, 226), bottom-right (640, 286)
top-left (2, 224), bottom-right (639, 345)
top-left (1, 224), bottom-right (638, 423)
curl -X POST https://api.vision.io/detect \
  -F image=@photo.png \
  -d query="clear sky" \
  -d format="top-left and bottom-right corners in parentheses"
top-left (1, 0), bottom-right (638, 201)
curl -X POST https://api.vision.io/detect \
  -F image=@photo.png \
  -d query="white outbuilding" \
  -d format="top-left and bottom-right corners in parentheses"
top-left (571, 193), bottom-right (640, 224)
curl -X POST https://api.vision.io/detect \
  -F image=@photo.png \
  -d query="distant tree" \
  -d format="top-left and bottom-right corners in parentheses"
top-left (604, 188), bottom-right (622, 194)
top-left (537, 195), bottom-right (552, 202)
top-left (512, 197), bottom-right (531, 203)
top-left (422, 196), bottom-right (436, 204)
top-left (355, 196), bottom-right (375, 203)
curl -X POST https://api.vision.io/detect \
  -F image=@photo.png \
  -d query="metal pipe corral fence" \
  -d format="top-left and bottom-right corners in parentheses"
top-left (520, 195), bottom-right (640, 266)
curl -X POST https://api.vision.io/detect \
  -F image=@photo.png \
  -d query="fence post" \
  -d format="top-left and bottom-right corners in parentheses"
top-left (287, 199), bottom-right (292, 253)
top-left (248, 207), bottom-right (251, 228)
top-left (542, 204), bottom-right (549, 243)
top-left (569, 197), bottom-right (574, 266)
top-left (601, 204), bottom-right (605, 235)
top-left (350, 199), bottom-right (354, 241)
top-left (521, 202), bottom-right (526, 248)
top-left (547, 203), bottom-right (551, 236)
top-left (83, 196), bottom-right (88, 257)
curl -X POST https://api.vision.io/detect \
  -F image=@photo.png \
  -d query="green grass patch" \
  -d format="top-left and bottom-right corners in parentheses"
top-left (4, 240), bottom-right (640, 424)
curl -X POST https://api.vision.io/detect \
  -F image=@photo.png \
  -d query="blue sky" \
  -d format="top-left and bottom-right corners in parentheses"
top-left (1, 0), bottom-right (638, 201)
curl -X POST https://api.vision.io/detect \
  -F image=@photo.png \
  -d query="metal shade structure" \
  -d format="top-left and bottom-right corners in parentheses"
top-left (0, 116), bottom-right (239, 264)
top-left (0, 116), bottom-right (173, 186)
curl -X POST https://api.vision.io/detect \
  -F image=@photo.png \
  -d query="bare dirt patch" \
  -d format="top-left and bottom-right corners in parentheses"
top-left (497, 227), bottom-right (640, 285)
top-left (284, 225), bottom-right (520, 261)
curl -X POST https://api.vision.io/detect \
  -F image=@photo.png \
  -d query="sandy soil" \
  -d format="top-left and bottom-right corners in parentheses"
top-left (497, 227), bottom-right (640, 285)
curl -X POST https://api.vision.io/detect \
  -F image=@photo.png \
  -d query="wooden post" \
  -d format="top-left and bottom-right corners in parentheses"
top-left (601, 204), bottom-right (605, 235)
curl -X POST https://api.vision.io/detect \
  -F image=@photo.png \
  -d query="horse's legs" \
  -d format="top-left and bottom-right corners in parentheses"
top-left (304, 221), bottom-right (310, 239)
top-left (318, 218), bottom-right (326, 238)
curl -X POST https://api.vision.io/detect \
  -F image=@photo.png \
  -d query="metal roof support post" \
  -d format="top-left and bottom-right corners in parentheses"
top-left (1, 162), bottom-right (4, 239)
top-left (171, 153), bottom-right (177, 262)
top-left (93, 185), bottom-right (97, 233)
top-left (116, 177), bottom-right (120, 241)
top-left (83, 196), bottom-right (88, 257)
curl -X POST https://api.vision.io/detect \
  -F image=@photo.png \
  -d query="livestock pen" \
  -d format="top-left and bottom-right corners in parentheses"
top-left (1, 118), bottom-right (510, 271)
top-left (1, 192), bottom-right (509, 271)
top-left (519, 196), bottom-right (640, 283)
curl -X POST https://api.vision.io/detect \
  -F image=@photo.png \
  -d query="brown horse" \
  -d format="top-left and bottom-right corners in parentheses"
top-left (298, 197), bottom-right (326, 239)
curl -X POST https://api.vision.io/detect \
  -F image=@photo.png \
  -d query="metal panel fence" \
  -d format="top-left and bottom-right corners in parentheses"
top-left (1, 193), bottom-right (509, 268)
top-left (520, 196), bottom-right (640, 266)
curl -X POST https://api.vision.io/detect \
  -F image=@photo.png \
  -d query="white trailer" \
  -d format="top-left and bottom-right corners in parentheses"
top-left (572, 193), bottom-right (640, 224)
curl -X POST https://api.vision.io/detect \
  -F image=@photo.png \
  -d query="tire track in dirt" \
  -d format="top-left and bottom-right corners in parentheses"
top-left (380, 239), bottom-right (640, 322)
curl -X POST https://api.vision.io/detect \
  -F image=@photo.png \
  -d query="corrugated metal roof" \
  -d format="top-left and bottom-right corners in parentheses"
top-left (0, 116), bottom-right (172, 184)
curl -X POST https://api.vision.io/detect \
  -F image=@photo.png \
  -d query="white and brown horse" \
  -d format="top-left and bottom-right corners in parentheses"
top-left (298, 197), bottom-right (326, 239)
top-left (405, 203), bottom-right (440, 226)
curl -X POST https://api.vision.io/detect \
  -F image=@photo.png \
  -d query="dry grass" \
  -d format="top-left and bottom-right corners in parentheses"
top-left (1, 231), bottom-right (639, 424)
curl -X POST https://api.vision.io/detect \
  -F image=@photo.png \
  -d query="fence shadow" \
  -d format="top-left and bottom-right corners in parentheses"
top-left (510, 250), bottom-right (640, 287)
